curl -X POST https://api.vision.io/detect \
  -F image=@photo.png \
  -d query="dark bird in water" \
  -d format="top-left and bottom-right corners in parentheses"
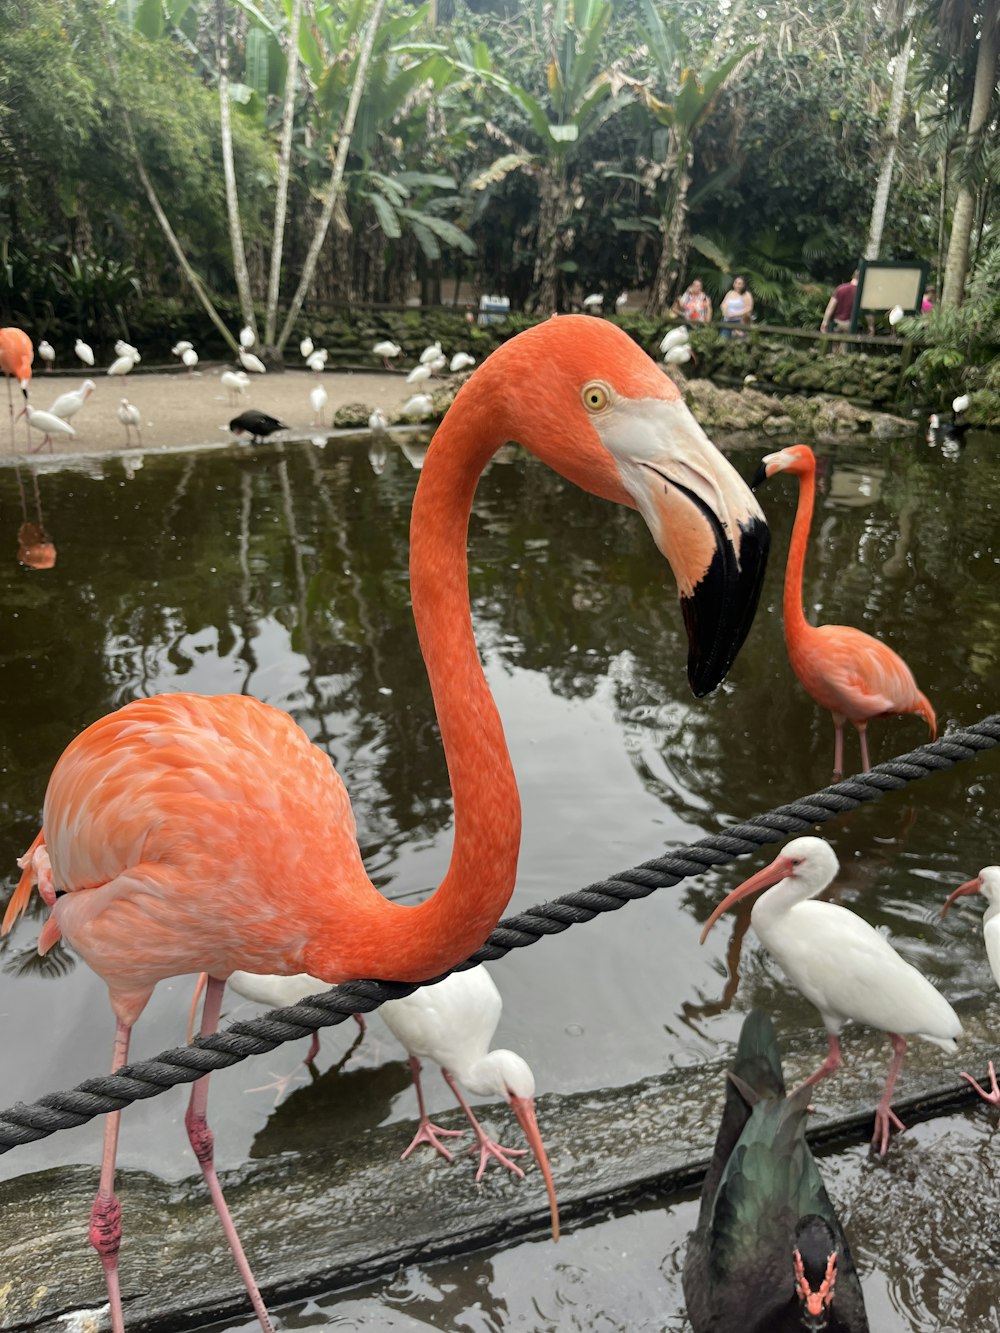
top-left (229, 410), bottom-right (288, 443)
top-left (683, 1010), bottom-right (869, 1333)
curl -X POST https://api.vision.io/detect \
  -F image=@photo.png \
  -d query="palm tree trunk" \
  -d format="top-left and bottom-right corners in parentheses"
top-left (264, 0), bottom-right (303, 347)
top-left (645, 132), bottom-right (690, 317)
top-left (276, 0), bottom-right (387, 354)
top-left (216, 0), bottom-right (257, 337)
top-left (531, 168), bottom-right (570, 313)
top-left (864, 10), bottom-right (914, 260)
top-left (942, 0), bottom-right (999, 307)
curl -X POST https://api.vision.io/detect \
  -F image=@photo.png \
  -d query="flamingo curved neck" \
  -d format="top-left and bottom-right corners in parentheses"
top-left (307, 404), bottom-right (520, 985)
top-left (783, 466), bottom-right (816, 640)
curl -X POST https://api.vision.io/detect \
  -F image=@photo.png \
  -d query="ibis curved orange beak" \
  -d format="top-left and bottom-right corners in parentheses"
top-left (508, 1093), bottom-right (560, 1242)
top-left (941, 876), bottom-right (982, 918)
top-left (700, 854), bottom-right (796, 945)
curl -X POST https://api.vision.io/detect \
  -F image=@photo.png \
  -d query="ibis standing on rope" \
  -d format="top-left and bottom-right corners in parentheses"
top-left (700, 836), bottom-right (963, 1155)
top-left (753, 444), bottom-right (936, 777)
top-left (942, 866), bottom-right (1000, 1105)
top-left (2, 316), bottom-right (769, 1333)
top-left (683, 1009), bottom-right (869, 1332)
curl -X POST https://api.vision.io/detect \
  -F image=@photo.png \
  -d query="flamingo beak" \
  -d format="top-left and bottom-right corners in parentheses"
top-left (751, 459), bottom-right (771, 490)
top-left (941, 876), bottom-right (982, 918)
top-left (508, 1093), bottom-right (560, 1242)
top-left (700, 854), bottom-right (796, 944)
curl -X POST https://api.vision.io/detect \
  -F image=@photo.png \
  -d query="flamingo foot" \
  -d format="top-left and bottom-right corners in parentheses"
top-left (470, 1132), bottom-right (528, 1182)
top-left (400, 1117), bottom-right (466, 1163)
top-left (246, 1068), bottom-right (310, 1104)
top-left (961, 1061), bottom-right (1000, 1107)
top-left (871, 1102), bottom-right (906, 1156)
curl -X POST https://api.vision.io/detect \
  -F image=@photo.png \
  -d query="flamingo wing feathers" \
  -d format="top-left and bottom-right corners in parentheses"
top-left (794, 624), bottom-right (931, 725)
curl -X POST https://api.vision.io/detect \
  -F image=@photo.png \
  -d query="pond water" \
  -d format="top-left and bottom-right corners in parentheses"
top-left (1, 426), bottom-right (998, 1330)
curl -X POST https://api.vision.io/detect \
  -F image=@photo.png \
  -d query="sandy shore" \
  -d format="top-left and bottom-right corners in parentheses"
top-left (9, 365), bottom-right (420, 458)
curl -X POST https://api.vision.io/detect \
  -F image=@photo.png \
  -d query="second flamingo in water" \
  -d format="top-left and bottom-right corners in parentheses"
top-left (753, 444), bottom-right (935, 778)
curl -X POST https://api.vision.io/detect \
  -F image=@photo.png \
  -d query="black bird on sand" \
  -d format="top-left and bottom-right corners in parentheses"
top-left (683, 1011), bottom-right (869, 1333)
top-left (229, 410), bottom-right (289, 443)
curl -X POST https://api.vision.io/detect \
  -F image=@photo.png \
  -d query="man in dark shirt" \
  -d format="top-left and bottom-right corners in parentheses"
top-left (820, 271), bottom-right (858, 334)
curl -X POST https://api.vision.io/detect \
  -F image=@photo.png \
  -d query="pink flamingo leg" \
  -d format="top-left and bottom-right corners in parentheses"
top-left (856, 720), bottom-right (871, 773)
top-left (90, 1019), bottom-right (131, 1333)
top-left (961, 1060), bottom-right (1000, 1107)
top-left (188, 977), bottom-right (274, 1333)
top-left (832, 715), bottom-right (845, 780)
top-left (872, 1033), bottom-right (908, 1155)
top-left (800, 1033), bottom-right (842, 1089)
top-left (400, 1056), bottom-right (466, 1161)
top-left (441, 1069), bottom-right (528, 1181)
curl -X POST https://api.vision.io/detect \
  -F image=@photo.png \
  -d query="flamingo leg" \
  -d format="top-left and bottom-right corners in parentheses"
top-left (856, 720), bottom-right (871, 773)
top-left (961, 1060), bottom-right (1000, 1107)
top-left (799, 1033), bottom-right (842, 1089)
top-left (399, 1056), bottom-right (466, 1161)
top-left (90, 1018), bottom-right (131, 1333)
top-left (187, 976), bottom-right (274, 1333)
top-left (831, 714), bottom-right (845, 780)
top-left (441, 1069), bottom-right (528, 1181)
top-left (872, 1033), bottom-right (908, 1155)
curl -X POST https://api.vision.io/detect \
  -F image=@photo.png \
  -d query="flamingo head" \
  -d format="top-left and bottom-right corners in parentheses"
top-left (751, 443), bottom-right (816, 490)
top-left (700, 836), bottom-right (839, 943)
top-left (792, 1217), bottom-right (840, 1331)
top-left (462, 316), bottom-right (769, 696)
top-left (942, 866), bottom-right (1000, 916)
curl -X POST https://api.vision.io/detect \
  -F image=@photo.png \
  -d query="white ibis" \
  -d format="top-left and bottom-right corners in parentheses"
top-left (615, 292), bottom-right (628, 312)
top-left (660, 326), bottom-right (690, 354)
top-left (700, 836), bottom-right (963, 1154)
top-left (182, 348), bottom-right (199, 373)
top-left (309, 384), bottom-right (328, 425)
top-left (942, 867), bottom-right (1000, 1105)
top-left (582, 293), bottom-right (603, 310)
top-left (18, 404), bottom-right (76, 451)
top-left (229, 409), bottom-right (287, 443)
top-left (419, 340), bottom-right (443, 365)
top-left (38, 340), bottom-right (55, 370)
top-left (299, 336), bottom-right (314, 359)
top-left (220, 370), bottom-right (250, 405)
top-left (379, 966), bottom-right (560, 1241)
top-left (107, 353), bottom-right (137, 377)
top-left (952, 393), bottom-right (970, 417)
top-left (239, 325), bottom-right (256, 349)
top-left (450, 352), bottom-right (475, 373)
top-left (217, 971), bottom-right (364, 1066)
top-left (401, 393), bottom-right (433, 421)
top-left (372, 340), bottom-right (401, 369)
top-left (49, 379), bottom-right (95, 422)
top-left (75, 338), bottom-right (95, 367)
top-left (117, 398), bottom-right (142, 447)
top-left (238, 348), bottom-right (267, 375)
top-left (405, 363), bottom-right (432, 386)
top-left (171, 340), bottom-right (194, 358)
top-left (888, 305), bottom-right (904, 327)
top-left (665, 344), bottom-right (694, 366)
top-left (305, 349), bottom-right (328, 373)
top-left (368, 407), bottom-right (388, 432)
top-left (114, 340), bottom-right (140, 363)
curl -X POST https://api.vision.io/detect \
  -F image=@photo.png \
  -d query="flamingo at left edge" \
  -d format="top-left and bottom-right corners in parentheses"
top-left (1, 316), bottom-right (769, 1333)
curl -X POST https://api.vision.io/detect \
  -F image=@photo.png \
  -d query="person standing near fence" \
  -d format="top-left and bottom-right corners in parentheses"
top-left (820, 271), bottom-right (858, 335)
top-left (720, 275), bottom-right (753, 338)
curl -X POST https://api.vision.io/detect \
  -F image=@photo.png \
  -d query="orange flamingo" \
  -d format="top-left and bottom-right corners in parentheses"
top-left (0, 326), bottom-right (33, 449)
top-left (1, 316), bottom-right (768, 1333)
top-left (753, 444), bottom-right (935, 777)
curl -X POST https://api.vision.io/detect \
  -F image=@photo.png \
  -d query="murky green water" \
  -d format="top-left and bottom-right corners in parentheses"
top-left (1, 427), bottom-right (998, 1330)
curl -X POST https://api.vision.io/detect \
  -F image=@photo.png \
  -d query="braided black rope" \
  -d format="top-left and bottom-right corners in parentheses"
top-left (2, 714), bottom-right (998, 1153)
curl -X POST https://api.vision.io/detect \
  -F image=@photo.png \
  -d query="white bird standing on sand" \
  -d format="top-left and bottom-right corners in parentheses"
top-left (372, 340), bottom-right (401, 369)
top-left (182, 348), bottom-right (199, 373)
top-left (239, 325), bottom-right (256, 349)
top-left (309, 384), bottom-right (328, 425)
top-left (942, 866), bottom-right (1000, 1106)
top-left (305, 349), bottom-right (328, 373)
top-left (401, 393), bottom-right (433, 420)
top-left (419, 341), bottom-right (443, 366)
top-left (38, 340), bottom-right (55, 370)
top-left (406, 363), bottom-right (432, 386)
top-left (450, 352), bottom-right (475, 373)
top-left (49, 379), bottom-right (95, 422)
top-left (615, 292), bottom-right (628, 312)
top-left (220, 370), bottom-right (249, 405)
top-left (117, 398), bottom-right (142, 447)
top-left (238, 347), bottom-right (266, 375)
top-left (701, 836), bottom-right (963, 1155)
top-left (171, 340), bottom-right (193, 358)
top-left (300, 336), bottom-right (314, 359)
top-left (888, 305), bottom-right (904, 327)
top-left (107, 353), bottom-right (137, 377)
top-left (114, 340), bottom-right (141, 363)
top-left (75, 338), bottom-right (95, 367)
top-left (18, 403), bottom-right (76, 451)
top-left (368, 407), bottom-right (388, 432)
top-left (660, 326), bottom-right (690, 354)
top-left (379, 966), bottom-right (560, 1240)
top-left (582, 293), bottom-right (603, 310)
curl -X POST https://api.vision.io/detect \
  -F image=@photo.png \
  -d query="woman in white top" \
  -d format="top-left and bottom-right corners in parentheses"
top-left (720, 275), bottom-right (753, 336)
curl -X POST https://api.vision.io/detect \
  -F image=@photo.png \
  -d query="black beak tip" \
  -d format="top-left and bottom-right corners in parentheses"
top-left (750, 461), bottom-right (769, 492)
top-left (682, 515), bottom-right (770, 696)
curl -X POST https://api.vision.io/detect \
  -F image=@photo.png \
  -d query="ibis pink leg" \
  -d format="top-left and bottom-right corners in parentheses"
top-left (961, 1060), bottom-right (1000, 1107)
top-left (872, 1033), bottom-right (908, 1155)
top-left (90, 1018), bottom-right (131, 1333)
top-left (400, 1056), bottom-right (466, 1161)
top-left (187, 976), bottom-right (274, 1333)
top-left (800, 1033), bottom-right (842, 1089)
top-left (441, 1069), bottom-right (528, 1181)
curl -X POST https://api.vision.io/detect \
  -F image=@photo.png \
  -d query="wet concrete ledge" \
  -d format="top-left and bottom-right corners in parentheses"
top-left (4, 996), bottom-right (998, 1332)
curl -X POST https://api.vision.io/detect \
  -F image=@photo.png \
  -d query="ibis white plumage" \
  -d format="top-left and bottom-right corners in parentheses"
top-left (380, 966), bottom-right (560, 1240)
top-left (449, 352), bottom-right (475, 373)
top-left (309, 383), bottom-right (328, 425)
top-left (116, 398), bottom-right (142, 446)
top-left (701, 836), bottom-right (963, 1154)
top-left (401, 393), bottom-right (433, 420)
top-left (49, 379), bottom-right (95, 422)
top-left (107, 353), bottom-right (137, 377)
top-left (114, 340), bottom-right (140, 363)
top-left (405, 363), bottom-right (432, 386)
top-left (664, 344), bottom-right (693, 365)
top-left (299, 336), bottom-right (314, 359)
top-left (182, 348), bottom-right (199, 373)
top-left (18, 403), bottom-right (76, 451)
top-left (305, 349), bottom-right (328, 373)
top-left (942, 866), bottom-right (1000, 1105)
top-left (238, 348), bottom-right (266, 375)
top-left (37, 339), bottom-right (55, 370)
top-left (75, 338), bottom-right (95, 367)
top-left (171, 340), bottom-right (193, 358)
top-left (220, 370), bottom-right (249, 405)
top-left (418, 341), bottom-right (443, 366)
top-left (239, 325), bottom-right (256, 349)
top-left (372, 340), bottom-right (401, 369)
top-left (888, 305), bottom-right (904, 327)
top-left (660, 326), bottom-right (690, 354)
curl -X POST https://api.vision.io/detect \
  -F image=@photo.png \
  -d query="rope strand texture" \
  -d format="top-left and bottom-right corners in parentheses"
top-left (2, 714), bottom-right (997, 1153)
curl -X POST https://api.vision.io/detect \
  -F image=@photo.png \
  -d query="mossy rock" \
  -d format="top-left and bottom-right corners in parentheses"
top-left (333, 402), bottom-right (374, 428)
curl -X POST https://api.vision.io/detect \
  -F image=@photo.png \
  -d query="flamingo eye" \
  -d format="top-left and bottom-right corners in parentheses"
top-left (581, 381), bottom-right (611, 413)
